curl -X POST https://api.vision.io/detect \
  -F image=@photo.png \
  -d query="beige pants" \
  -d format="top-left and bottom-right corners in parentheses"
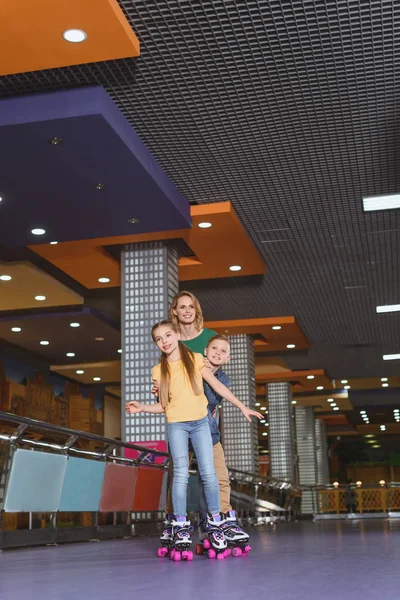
top-left (166, 442), bottom-right (232, 515)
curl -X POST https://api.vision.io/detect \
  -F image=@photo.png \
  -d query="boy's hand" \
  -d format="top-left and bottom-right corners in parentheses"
top-left (151, 380), bottom-right (160, 398)
top-left (241, 407), bottom-right (263, 423)
top-left (125, 401), bottom-right (143, 414)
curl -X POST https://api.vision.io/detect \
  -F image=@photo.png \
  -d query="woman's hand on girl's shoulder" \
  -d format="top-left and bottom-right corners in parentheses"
top-left (125, 401), bottom-right (142, 414)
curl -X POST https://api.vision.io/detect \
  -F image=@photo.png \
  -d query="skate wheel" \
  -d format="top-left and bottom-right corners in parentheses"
top-left (208, 548), bottom-right (216, 559)
top-left (217, 552), bottom-right (225, 560)
top-left (186, 551), bottom-right (193, 561)
top-left (169, 549), bottom-right (175, 560)
top-left (223, 549), bottom-right (229, 558)
top-left (195, 544), bottom-right (203, 556)
top-left (244, 545), bottom-right (252, 553)
top-left (173, 551), bottom-right (181, 562)
top-left (232, 547), bottom-right (242, 557)
top-left (157, 547), bottom-right (168, 558)
top-left (203, 538), bottom-right (211, 550)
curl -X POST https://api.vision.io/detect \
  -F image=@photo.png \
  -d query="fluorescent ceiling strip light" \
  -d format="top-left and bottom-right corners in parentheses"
top-left (383, 354), bottom-right (400, 361)
top-left (376, 304), bottom-right (400, 313)
top-left (363, 194), bottom-right (400, 212)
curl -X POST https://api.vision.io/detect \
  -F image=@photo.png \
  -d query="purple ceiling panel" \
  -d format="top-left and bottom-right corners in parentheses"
top-left (0, 86), bottom-right (191, 246)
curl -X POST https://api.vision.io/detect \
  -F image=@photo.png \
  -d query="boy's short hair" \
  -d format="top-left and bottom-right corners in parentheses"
top-left (207, 334), bottom-right (230, 351)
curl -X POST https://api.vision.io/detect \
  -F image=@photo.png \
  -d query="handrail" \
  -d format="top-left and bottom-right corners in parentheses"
top-left (0, 411), bottom-right (169, 469)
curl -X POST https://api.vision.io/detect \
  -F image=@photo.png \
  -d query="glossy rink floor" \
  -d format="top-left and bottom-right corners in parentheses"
top-left (1, 520), bottom-right (399, 600)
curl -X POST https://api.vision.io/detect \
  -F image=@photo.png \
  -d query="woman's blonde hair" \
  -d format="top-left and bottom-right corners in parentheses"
top-left (151, 320), bottom-right (202, 409)
top-left (169, 290), bottom-right (204, 333)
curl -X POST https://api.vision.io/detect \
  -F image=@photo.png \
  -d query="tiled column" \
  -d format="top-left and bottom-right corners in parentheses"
top-left (121, 242), bottom-right (178, 445)
top-left (315, 418), bottom-right (329, 485)
top-left (295, 406), bottom-right (318, 514)
top-left (267, 382), bottom-right (296, 482)
top-left (221, 335), bottom-right (258, 473)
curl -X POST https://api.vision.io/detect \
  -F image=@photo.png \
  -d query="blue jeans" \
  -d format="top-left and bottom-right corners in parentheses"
top-left (167, 416), bottom-right (220, 517)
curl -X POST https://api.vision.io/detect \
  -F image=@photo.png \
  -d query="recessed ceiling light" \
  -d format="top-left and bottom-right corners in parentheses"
top-left (62, 29), bottom-right (87, 43)
top-left (382, 383), bottom-right (389, 387)
top-left (307, 375), bottom-right (315, 380)
top-left (0, 275), bottom-right (12, 281)
top-left (35, 295), bottom-right (46, 301)
top-left (376, 304), bottom-right (400, 313)
top-left (344, 385), bottom-right (351, 389)
top-left (287, 344), bottom-right (296, 349)
top-left (262, 432), bottom-right (268, 436)
top-left (50, 241), bottom-right (58, 245)
top-left (316, 386), bottom-right (324, 390)
top-left (331, 403), bottom-right (337, 407)
top-left (360, 410), bottom-right (367, 414)
top-left (291, 400), bottom-right (297, 404)
top-left (341, 380), bottom-right (348, 384)
top-left (0, 197), bottom-right (2, 202)
top-left (260, 419), bottom-right (266, 424)
top-left (31, 228), bottom-right (46, 236)
top-left (363, 193), bottom-right (400, 212)
top-left (66, 352), bottom-right (75, 358)
top-left (40, 340), bottom-right (49, 346)
top-left (381, 377), bottom-right (388, 382)
top-left (260, 407), bottom-right (267, 411)
top-left (11, 327), bottom-right (21, 332)
top-left (272, 326), bottom-right (282, 331)
top-left (380, 425), bottom-right (386, 431)
top-left (76, 370), bottom-right (84, 375)
top-left (229, 265), bottom-right (242, 272)
top-left (198, 222), bottom-right (212, 229)
top-left (255, 402), bottom-right (261, 407)
top-left (383, 354), bottom-right (400, 361)
top-left (327, 399), bottom-right (334, 403)
top-left (95, 337), bottom-right (104, 342)
top-left (98, 277), bottom-right (110, 283)
top-left (118, 348), bottom-right (122, 353)
top-left (93, 376), bottom-right (101, 382)
top-left (372, 445), bottom-right (381, 448)
top-left (70, 322), bottom-right (80, 328)
top-left (333, 407), bottom-right (340, 411)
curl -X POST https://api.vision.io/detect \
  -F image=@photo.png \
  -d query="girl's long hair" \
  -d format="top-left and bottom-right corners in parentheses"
top-left (151, 320), bottom-right (202, 409)
top-left (169, 291), bottom-right (204, 333)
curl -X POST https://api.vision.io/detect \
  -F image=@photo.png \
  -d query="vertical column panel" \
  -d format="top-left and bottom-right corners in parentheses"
top-left (222, 335), bottom-right (258, 473)
top-left (295, 406), bottom-right (318, 514)
top-left (267, 382), bottom-right (296, 482)
top-left (121, 242), bottom-right (179, 444)
top-left (315, 418), bottom-right (329, 485)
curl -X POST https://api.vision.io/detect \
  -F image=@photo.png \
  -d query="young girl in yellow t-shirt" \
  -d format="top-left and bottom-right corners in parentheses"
top-left (126, 320), bottom-right (260, 560)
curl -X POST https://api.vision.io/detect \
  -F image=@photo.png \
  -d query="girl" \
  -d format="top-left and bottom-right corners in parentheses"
top-left (126, 320), bottom-right (260, 559)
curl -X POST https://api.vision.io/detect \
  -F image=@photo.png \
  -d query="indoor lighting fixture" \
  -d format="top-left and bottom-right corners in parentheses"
top-left (360, 410), bottom-right (366, 414)
top-left (118, 349), bottom-right (122, 354)
top-left (331, 403), bottom-right (337, 407)
top-left (383, 354), bottom-right (400, 361)
top-left (128, 217), bottom-right (139, 224)
top-left (363, 193), bottom-right (400, 212)
top-left (62, 29), bottom-right (87, 43)
top-left (307, 375), bottom-right (315, 380)
top-left (344, 385), bottom-right (351, 389)
top-left (379, 480), bottom-right (386, 486)
top-left (70, 322), bottom-right (80, 328)
top-left (66, 352), bottom-right (75, 358)
top-left (255, 402), bottom-right (260, 407)
top-left (50, 241), bottom-right (58, 245)
top-left (327, 399), bottom-right (334, 403)
top-left (0, 196), bottom-right (2, 202)
top-left (356, 481), bottom-right (362, 487)
top-left (11, 327), bottom-right (21, 332)
top-left (333, 407), bottom-right (340, 411)
top-left (292, 400), bottom-right (297, 404)
top-left (364, 434), bottom-right (374, 438)
top-left (229, 265), bottom-right (242, 272)
top-left (40, 341), bottom-right (49, 346)
top-left (376, 304), bottom-right (400, 313)
top-left (287, 344), bottom-right (296, 349)
top-left (316, 386), bottom-right (324, 390)
top-left (260, 420), bottom-right (266, 424)
top-left (35, 295), bottom-right (46, 301)
top-left (98, 277), bottom-right (110, 283)
top-left (341, 380), bottom-right (348, 384)
top-left (198, 222), bottom-right (212, 229)
top-left (0, 275), bottom-right (11, 281)
top-left (94, 183), bottom-right (105, 190)
top-left (380, 425), bottom-right (386, 431)
top-left (76, 370), bottom-right (84, 375)
top-left (93, 376), bottom-right (101, 382)
top-left (333, 481), bottom-right (339, 488)
top-left (262, 432), bottom-right (268, 436)
top-left (381, 378), bottom-right (388, 382)
top-left (272, 326), bottom-right (282, 331)
top-left (260, 407), bottom-right (266, 411)
top-left (382, 383), bottom-right (389, 388)
top-left (31, 228), bottom-right (45, 236)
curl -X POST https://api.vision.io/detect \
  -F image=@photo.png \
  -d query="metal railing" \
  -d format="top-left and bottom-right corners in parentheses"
top-left (313, 484), bottom-right (400, 516)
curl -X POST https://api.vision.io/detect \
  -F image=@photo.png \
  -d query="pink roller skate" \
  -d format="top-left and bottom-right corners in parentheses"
top-left (195, 514), bottom-right (227, 559)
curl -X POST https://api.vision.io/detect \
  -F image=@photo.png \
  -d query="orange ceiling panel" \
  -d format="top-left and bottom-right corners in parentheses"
top-left (0, 0), bottom-right (140, 76)
top-left (206, 316), bottom-right (310, 351)
top-left (30, 202), bottom-right (266, 288)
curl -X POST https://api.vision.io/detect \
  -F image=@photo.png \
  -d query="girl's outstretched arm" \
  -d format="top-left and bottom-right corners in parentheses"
top-left (125, 400), bottom-right (165, 414)
top-left (200, 368), bottom-right (263, 423)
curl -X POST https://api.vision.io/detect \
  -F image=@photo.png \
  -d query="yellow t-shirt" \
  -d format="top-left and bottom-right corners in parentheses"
top-left (151, 352), bottom-right (208, 423)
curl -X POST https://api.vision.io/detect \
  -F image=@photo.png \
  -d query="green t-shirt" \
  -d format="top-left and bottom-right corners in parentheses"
top-left (182, 328), bottom-right (216, 356)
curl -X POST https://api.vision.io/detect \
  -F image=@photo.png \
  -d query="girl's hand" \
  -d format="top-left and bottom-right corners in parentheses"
top-left (151, 380), bottom-right (160, 398)
top-left (125, 401), bottom-right (143, 414)
top-left (241, 407), bottom-right (263, 423)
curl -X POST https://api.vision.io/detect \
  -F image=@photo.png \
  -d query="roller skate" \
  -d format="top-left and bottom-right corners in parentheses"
top-left (220, 510), bottom-right (252, 557)
top-left (169, 516), bottom-right (194, 562)
top-left (157, 515), bottom-right (173, 558)
top-left (195, 513), bottom-right (227, 560)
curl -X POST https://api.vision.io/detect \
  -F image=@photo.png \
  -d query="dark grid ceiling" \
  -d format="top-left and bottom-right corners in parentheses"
top-left (1, 0), bottom-right (400, 379)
